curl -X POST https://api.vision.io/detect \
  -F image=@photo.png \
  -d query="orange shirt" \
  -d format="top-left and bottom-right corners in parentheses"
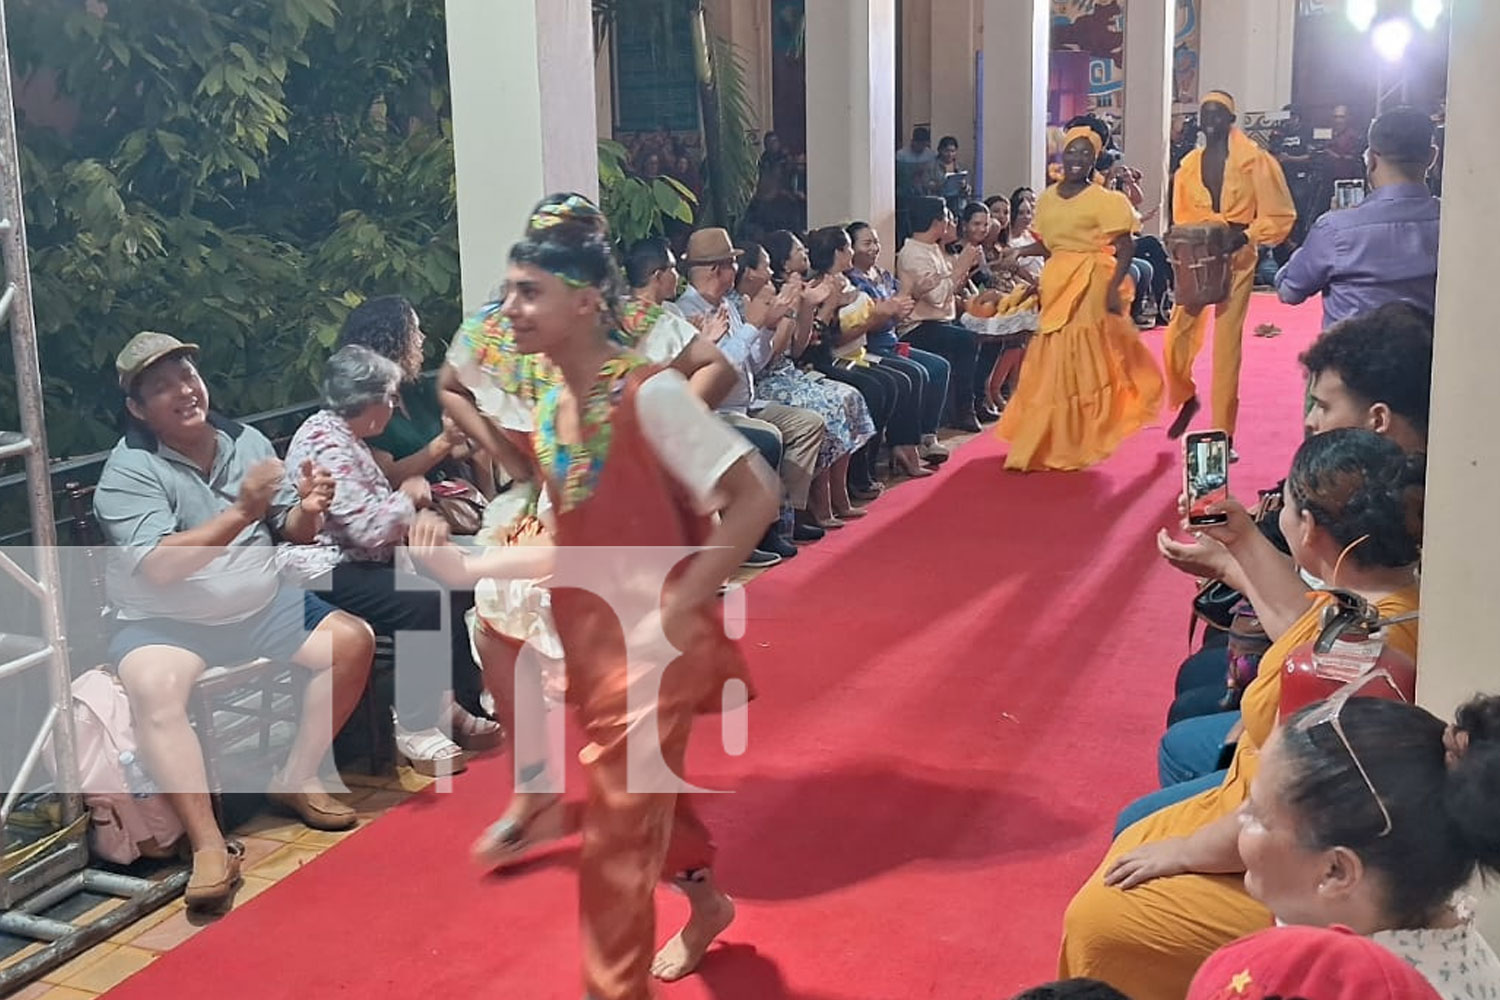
top-left (1173, 128), bottom-right (1296, 247)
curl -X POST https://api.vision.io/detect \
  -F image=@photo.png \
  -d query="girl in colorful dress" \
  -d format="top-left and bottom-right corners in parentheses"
top-left (995, 127), bottom-right (1164, 472)
top-left (422, 194), bottom-right (777, 1000)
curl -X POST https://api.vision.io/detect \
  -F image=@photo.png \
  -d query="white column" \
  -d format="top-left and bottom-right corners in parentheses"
top-left (980, 0), bottom-right (1048, 195)
top-left (929, 0), bottom-right (976, 164)
top-left (1123, 0), bottom-right (1173, 236)
top-left (445, 0), bottom-right (598, 312)
top-left (805, 0), bottom-right (898, 268)
top-left (1418, 0), bottom-right (1500, 946)
top-left (901, 0), bottom-right (933, 138)
top-left (1197, 0), bottom-right (1295, 113)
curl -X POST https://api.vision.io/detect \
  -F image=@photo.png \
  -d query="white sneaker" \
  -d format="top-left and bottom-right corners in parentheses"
top-left (393, 715), bottom-right (466, 778)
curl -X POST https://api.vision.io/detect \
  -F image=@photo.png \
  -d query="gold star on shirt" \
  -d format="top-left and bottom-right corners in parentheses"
top-left (1230, 969), bottom-right (1254, 993)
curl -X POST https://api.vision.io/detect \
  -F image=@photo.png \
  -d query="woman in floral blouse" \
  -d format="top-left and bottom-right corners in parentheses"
top-left (285, 345), bottom-right (495, 777)
top-left (1234, 690), bottom-right (1500, 1000)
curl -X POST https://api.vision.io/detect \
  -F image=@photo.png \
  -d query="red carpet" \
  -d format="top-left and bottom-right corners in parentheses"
top-left (106, 296), bottom-right (1319, 1000)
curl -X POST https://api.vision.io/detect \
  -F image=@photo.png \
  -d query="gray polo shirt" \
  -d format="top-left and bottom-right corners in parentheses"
top-left (93, 414), bottom-right (300, 625)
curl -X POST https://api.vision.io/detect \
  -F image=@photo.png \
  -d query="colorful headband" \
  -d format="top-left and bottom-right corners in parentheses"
top-left (1203, 90), bottom-right (1237, 115)
top-left (527, 193), bottom-right (605, 235)
top-left (1062, 125), bottom-right (1103, 159)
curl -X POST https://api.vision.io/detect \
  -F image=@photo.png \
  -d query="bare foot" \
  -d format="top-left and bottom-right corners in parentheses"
top-left (650, 888), bottom-right (735, 982)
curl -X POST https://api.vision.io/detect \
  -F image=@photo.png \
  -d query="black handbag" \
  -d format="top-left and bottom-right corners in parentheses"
top-left (1189, 484), bottom-right (1291, 644)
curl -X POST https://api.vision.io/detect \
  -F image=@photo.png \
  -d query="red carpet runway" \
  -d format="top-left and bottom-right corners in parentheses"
top-left (105, 296), bottom-right (1318, 999)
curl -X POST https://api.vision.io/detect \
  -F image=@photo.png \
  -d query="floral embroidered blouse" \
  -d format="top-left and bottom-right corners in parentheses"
top-left (281, 409), bottom-right (417, 580)
top-left (1374, 900), bottom-right (1500, 1000)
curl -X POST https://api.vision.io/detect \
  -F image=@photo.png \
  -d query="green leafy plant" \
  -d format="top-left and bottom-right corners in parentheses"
top-left (3, 0), bottom-right (459, 461)
top-left (597, 139), bottom-right (696, 251)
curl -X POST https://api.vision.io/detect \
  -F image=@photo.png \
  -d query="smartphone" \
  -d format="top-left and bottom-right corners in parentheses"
top-left (1333, 179), bottom-right (1367, 210)
top-left (1185, 430), bottom-right (1231, 527)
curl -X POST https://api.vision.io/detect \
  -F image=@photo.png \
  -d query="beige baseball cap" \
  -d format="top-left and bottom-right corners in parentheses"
top-left (116, 332), bottom-right (199, 392)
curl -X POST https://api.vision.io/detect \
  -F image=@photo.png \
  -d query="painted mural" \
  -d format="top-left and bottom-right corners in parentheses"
top-left (1050, 0), bottom-right (1126, 123)
top-left (1173, 0), bottom-right (1201, 108)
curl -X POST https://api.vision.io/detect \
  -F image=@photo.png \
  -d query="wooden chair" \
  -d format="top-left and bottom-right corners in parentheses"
top-left (60, 483), bottom-right (394, 799)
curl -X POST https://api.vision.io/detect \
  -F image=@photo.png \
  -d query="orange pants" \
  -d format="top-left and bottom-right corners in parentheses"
top-left (578, 701), bottom-right (715, 1000)
top-left (1162, 244), bottom-right (1257, 436)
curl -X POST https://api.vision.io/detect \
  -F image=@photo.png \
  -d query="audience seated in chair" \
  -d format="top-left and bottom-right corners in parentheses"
top-left (283, 345), bottom-right (499, 779)
top-left (93, 332), bottom-right (374, 912)
top-left (1060, 428), bottom-right (1425, 1000)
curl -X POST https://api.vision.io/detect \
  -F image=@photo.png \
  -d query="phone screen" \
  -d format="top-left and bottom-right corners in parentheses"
top-left (1185, 431), bottom-right (1230, 526)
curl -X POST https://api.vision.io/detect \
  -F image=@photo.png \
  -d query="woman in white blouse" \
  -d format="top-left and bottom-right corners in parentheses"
top-left (1238, 688), bottom-right (1500, 1000)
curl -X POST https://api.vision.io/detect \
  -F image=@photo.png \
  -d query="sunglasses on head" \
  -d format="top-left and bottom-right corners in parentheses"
top-left (1294, 668), bottom-right (1409, 838)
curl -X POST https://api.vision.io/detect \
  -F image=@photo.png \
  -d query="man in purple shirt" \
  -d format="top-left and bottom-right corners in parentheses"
top-left (1275, 107), bottom-right (1440, 329)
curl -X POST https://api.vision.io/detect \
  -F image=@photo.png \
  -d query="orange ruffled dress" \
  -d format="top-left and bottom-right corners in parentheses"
top-left (995, 184), bottom-right (1163, 471)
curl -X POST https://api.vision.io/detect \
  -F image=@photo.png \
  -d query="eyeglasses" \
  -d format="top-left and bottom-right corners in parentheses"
top-left (1294, 668), bottom-right (1408, 838)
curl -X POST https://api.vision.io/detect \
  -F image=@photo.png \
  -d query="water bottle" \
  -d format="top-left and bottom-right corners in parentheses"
top-left (118, 750), bottom-right (157, 799)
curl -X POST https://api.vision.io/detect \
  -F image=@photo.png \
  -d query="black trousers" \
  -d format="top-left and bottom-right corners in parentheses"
top-left (817, 361), bottom-right (893, 489)
top-left (904, 320), bottom-right (981, 421)
top-left (320, 561), bottom-right (485, 727)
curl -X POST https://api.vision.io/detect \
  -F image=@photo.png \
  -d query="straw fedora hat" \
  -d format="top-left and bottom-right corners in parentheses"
top-left (682, 228), bottom-right (742, 267)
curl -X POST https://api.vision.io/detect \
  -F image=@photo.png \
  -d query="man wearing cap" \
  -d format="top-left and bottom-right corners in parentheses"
top-left (676, 228), bottom-right (827, 555)
top-left (1275, 107), bottom-right (1441, 330)
top-left (1163, 90), bottom-right (1297, 446)
top-left (93, 333), bottom-right (375, 910)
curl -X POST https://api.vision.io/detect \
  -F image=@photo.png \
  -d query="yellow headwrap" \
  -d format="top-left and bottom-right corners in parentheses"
top-left (1202, 90), bottom-right (1237, 115)
top-left (1061, 125), bottom-right (1103, 160)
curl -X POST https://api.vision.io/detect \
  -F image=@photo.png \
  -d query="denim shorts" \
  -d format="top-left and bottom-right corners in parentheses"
top-left (107, 584), bottom-right (338, 667)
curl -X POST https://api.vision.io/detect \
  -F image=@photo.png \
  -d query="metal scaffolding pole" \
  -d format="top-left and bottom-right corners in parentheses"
top-left (0, 0), bottom-right (187, 989)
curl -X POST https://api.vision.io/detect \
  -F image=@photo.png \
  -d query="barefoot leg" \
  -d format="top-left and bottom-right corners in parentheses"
top-left (650, 869), bottom-right (736, 983)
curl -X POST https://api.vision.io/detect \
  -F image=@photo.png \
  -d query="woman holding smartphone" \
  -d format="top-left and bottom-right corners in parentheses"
top-left (419, 193), bottom-right (777, 1000)
top-left (995, 126), bottom-right (1163, 471)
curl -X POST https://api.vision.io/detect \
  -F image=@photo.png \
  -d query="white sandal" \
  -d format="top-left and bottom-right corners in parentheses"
top-left (444, 700), bottom-right (506, 752)
top-left (394, 721), bottom-right (467, 778)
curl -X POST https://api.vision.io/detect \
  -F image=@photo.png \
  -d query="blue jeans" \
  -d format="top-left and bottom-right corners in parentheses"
top-left (1158, 710), bottom-right (1240, 786)
top-left (1168, 644), bottom-right (1232, 725)
top-left (1114, 768), bottom-right (1228, 837)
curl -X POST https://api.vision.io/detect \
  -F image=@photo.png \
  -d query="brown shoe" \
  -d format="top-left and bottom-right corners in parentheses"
top-left (185, 842), bottom-right (243, 910)
top-left (267, 778), bottom-right (358, 832)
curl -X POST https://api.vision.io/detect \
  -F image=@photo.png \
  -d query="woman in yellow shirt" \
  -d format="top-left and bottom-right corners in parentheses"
top-left (996, 127), bottom-right (1162, 472)
top-left (1059, 428), bottom-right (1426, 999)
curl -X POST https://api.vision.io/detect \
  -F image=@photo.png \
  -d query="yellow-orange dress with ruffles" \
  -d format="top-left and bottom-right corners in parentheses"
top-left (1058, 586), bottom-right (1422, 1000)
top-left (995, 183), bottom-right (1163, 471)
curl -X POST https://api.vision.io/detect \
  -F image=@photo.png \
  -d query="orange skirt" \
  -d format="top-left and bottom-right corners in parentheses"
top-left (996, 253), bottom-right (1162, 472)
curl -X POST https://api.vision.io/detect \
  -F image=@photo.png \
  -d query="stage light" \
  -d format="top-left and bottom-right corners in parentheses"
top-left (1411, 0), bottom-right (1444, 31)
top-left (1372, 17), bottom-right (1413, 62)
top-left (1347, 0), bottom-right (1378, 32)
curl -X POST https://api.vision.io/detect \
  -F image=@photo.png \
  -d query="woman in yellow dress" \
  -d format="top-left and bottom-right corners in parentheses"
top-left (1058, 428), bottom-right (1426, 1000)
top-left (996, 126), bottom-right (1162, 472)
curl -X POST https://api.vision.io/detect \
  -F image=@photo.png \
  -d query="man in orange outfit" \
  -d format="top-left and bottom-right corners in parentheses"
top-left (1164, 91), bottom-right (1296, 449)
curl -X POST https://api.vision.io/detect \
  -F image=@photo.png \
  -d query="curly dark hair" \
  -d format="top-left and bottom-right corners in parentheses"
top-left (337, 295), bottom-right (419, 365)
top-left (1285, 427), bottom-right (1425, 569)
top-left (1299, 303), bottom-right (1433, 436)
top-left (508, 192), bottom-right (625, 321)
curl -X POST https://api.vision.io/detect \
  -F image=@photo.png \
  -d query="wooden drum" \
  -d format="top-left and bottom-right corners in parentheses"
top-left (1165, 223), bottom-right (1238, 312)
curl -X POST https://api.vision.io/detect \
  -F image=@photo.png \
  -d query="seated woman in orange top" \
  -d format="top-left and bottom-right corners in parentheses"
top-left (1058, 428), bottom-right (1425, 1000)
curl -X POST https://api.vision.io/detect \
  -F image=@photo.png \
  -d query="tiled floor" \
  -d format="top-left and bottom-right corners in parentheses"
top-left (0, 767), bottom-right (434, 999)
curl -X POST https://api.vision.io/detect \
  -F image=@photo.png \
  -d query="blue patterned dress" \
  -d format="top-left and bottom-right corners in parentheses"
top-left (735, 291), bottom-right (875, 469)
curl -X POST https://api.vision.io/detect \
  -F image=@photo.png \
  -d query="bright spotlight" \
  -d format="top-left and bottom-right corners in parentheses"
top-left (1372, 17), bottom-right (1413, 62)
top-left (1411, 0), bottom-right (1444, 31)
top-left (1347, 0), bottom-right (1378, 32)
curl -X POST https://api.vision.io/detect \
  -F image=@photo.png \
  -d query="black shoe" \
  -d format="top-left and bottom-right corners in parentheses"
top-left (792, 521), bottom-right (825, 543)
top-left (762, 533), bottom-right (799, 559)
top-left (1166, 396), bottom-right (1200, 440)
top-left (741, 548), bottom-right (782, 569)
top-left (945, 407), bottom-right (983, 433)
top-left (975, 399), bottom-right (1001, 423)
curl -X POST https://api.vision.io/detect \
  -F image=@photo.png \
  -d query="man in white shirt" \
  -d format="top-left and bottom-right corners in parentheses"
top-left (675, 228), bottom-right (827, 555)
top-left (896, 196), bottom-right (986, 431)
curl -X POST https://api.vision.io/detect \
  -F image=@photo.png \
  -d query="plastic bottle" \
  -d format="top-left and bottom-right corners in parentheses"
top-left (118, 750), bottom-right (157, 799)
